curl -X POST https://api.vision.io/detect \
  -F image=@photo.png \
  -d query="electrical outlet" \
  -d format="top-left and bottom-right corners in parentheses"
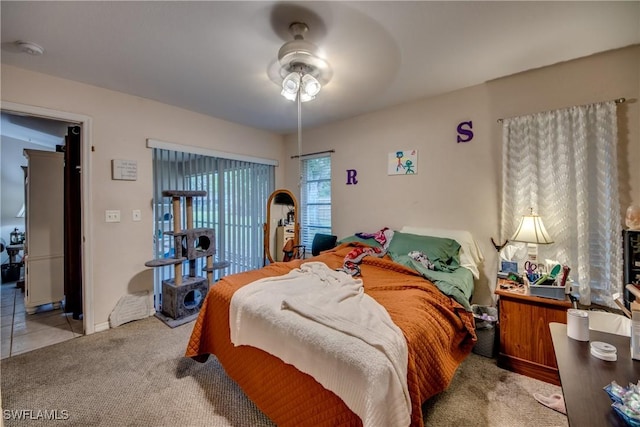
top-left (105, 210), bottom-right (120, 223)
top-left (132, 209), bottom-right (141, 222)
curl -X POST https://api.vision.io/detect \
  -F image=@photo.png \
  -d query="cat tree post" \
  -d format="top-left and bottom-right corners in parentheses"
top-left (171, 194), bottom-right (183, 285)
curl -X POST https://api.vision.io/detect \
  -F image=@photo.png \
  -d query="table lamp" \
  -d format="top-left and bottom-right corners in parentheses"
top-left (510, 208), bottom-right (553, 263)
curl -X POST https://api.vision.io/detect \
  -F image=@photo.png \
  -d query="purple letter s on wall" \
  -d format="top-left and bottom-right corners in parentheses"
top-left (346, 169), bottom-right (358, 185)
top-left (457, 121), bottom-right (473, 143)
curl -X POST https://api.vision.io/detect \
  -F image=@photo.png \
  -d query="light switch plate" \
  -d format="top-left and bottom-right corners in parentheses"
top-left (132, 209), bottom-right (141, 222)
top-left (105, 210), bottom-right (120, 223)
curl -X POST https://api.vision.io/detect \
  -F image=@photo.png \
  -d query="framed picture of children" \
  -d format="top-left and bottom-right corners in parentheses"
top-left (388, 149), bottom-right (418, 175)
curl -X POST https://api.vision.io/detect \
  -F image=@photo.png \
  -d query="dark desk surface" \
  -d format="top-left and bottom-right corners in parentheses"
top-left (550, 322), bottom-right (640, 427)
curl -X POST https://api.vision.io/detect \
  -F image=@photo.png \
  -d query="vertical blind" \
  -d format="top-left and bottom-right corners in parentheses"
top-left (152, 148), bottom-right (274, 308)
top-left (300, 155), bottom-right (332, 250)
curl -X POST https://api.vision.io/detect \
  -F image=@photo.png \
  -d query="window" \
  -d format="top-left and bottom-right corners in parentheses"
top-left (151, 148), bottom-right (274, 309)
top-left (300, 155), bottom-right (332, 251)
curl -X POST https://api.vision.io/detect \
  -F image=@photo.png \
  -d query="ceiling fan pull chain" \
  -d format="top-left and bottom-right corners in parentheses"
top-left (297, 84), bottom-right (303, 189)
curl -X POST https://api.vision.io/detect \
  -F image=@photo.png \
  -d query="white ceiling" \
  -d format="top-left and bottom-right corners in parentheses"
top-left (1, 1), bottom-right (639, 135)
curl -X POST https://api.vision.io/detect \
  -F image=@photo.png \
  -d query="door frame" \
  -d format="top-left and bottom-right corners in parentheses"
top-left (2, 101), bottom-right (94, 334)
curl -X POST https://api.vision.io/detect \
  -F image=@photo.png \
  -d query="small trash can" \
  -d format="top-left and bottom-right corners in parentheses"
top-left (1, 263), bottom-right (21, 283)
top-left (472, 304), bottom-right (498, 358)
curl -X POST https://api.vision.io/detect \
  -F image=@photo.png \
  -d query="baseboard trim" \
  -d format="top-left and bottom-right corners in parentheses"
top-left (94, 321), bottom-right (110, 332)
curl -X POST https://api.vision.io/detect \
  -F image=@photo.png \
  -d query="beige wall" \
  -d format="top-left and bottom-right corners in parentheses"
top-left (284, 45), bottom-right (639, 305)
top-left (1, 65), bottom-right (285, 330)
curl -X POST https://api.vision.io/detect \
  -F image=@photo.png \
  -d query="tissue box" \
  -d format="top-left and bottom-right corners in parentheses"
top-left (526, 277), bottom-right (567, 300)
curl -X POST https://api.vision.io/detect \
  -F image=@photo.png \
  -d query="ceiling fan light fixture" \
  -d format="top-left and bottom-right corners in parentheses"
top-left (281, 89), bottom-right (298, 102)
top-left (280, 71), bottom-right (320, 103)
top-left (282, 72), bottom-right (301, 95)
top-left (298, 92), bottom-right (315, 103)
top-left (301, 74), bottom-right (321, 98)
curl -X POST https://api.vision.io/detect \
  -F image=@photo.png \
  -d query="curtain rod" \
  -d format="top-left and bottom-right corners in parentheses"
top-left (496, 97), bottom-right (627, 124)
top-left (290, 149), bottom-right (335, 159)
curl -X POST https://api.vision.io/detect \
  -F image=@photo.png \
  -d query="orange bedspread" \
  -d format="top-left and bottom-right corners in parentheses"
top-left (186, 243), bottom-right (476, 427)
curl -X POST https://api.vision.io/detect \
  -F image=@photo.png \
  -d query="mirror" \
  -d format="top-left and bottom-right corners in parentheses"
top-left (264, 189), bottom-right (299, 264)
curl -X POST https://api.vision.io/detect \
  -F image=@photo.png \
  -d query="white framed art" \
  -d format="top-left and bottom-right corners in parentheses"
top-left (388, 150), bottom-right (417, 175)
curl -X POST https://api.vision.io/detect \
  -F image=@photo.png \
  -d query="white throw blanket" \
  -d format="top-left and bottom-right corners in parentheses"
top-left (229, 262), bottom-right (410, 427)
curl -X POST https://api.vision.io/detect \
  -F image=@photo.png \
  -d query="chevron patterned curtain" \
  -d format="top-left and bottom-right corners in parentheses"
top-left (501, 101), bottom-right (622, 307)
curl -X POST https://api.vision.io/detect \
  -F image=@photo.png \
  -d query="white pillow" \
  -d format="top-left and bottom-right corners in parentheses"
top-left (400, 226), bottom-right (484, 279)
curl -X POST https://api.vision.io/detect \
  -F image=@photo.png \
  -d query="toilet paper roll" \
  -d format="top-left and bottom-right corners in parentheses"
top-left (567, 309), bottom-right (590, 341)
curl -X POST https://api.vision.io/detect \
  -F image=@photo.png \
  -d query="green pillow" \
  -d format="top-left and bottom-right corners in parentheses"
top-left (337, 234), bottom-right (383, 249)
top-left (388, 231), bottom-right (461, 272)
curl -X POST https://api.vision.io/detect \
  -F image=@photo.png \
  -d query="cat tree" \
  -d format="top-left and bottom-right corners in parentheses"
top-left (145, 190), bottom-right (220, 326)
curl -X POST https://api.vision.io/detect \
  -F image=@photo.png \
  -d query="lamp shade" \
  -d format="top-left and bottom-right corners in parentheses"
top-left (510, 213), bottom-right (553, 244)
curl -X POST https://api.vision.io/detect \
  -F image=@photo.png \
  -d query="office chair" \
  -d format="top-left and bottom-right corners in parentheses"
top-left (311, 234), bottom-right (338, 256)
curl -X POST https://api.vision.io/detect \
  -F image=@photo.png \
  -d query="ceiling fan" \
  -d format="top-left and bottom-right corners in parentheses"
top-left (273, 21), bottom-right (332, 103)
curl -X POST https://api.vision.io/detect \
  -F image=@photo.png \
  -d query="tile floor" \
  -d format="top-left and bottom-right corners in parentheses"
top-left (1, 281), bottom-right (82, 359)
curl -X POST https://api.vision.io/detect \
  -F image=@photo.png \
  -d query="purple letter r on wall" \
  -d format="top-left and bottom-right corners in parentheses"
top-left (346, 169), bottom-right (358, 185)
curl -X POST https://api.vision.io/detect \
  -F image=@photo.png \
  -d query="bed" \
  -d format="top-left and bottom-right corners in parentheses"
top-left (186, 229), bottom-right (480, 427)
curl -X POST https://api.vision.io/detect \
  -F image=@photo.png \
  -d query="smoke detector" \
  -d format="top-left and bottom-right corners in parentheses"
top-left (15, 41), bottom-right (44, 56)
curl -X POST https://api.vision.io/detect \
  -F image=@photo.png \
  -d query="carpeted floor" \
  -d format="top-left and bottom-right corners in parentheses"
top-left (1, 316), bottom-right (568, 426)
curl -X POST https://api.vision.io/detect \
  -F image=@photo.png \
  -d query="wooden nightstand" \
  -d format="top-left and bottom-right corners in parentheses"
top-left (495, 278), bottom-right (572, 385)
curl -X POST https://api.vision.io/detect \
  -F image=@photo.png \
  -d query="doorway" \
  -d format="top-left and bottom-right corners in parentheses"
top-left (0, 102), bottom-right (94, 356)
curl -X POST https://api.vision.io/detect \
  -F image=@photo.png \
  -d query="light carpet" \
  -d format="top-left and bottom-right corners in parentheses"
top-left (1, 316), bottom-right (568, 426)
